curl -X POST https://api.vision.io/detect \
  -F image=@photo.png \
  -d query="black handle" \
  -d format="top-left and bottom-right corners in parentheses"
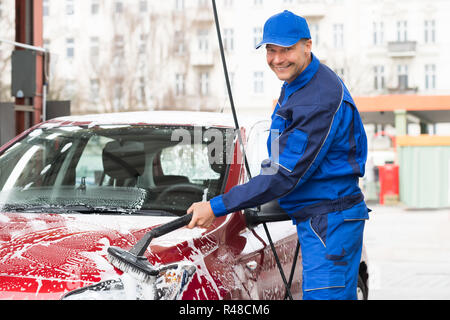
top-left (151, 213), bottom-right (193, 238)
top-left (130, 213), bottom-right (193, 256)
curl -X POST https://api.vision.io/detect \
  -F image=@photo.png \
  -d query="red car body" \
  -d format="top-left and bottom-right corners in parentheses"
top-left (0, 111), bottom-right (303, 300)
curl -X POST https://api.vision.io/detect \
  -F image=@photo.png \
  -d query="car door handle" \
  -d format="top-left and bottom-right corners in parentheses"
top-left (246, 260), bottom-right (258, 271)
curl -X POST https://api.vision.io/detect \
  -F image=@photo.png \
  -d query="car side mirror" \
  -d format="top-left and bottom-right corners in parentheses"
top-left (244, 199), bottom-right (291, 229)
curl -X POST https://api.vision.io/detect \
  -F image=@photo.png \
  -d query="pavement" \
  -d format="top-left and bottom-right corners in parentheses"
top-left (363, 203), bottom-right (450, 300)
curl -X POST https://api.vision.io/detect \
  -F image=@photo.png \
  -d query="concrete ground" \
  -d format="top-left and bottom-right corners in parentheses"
top-left (363, 203), bottom-right (450, 300)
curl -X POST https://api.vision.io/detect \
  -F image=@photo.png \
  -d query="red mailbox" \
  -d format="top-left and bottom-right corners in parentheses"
top-left (378, 164), bottom-right (399, 205)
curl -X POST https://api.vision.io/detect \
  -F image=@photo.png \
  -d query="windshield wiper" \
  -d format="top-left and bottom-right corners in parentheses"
top-left (2, 204), bottom-right (179, 217)
top-left (55, 204), bottom-right (179, 217)
top-left (1, 204), bottom-right (56, 213)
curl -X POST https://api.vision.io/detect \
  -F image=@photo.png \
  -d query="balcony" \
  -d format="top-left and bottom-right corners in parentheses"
top-left (388, 41), bottom-right (417, 57)
top-left (297, 0), bottom-right (326, 18)
top-left (190, 50), bottom-right (215, 67)
top-left (193, 4), bottom-right (214, 23)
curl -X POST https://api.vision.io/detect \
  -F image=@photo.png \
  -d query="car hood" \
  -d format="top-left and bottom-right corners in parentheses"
top-left (0, 211), bottom-right (204, 299)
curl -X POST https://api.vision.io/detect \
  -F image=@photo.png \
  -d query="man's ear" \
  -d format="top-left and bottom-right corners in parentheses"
top-left (304, 39), bottom-right (312, 53)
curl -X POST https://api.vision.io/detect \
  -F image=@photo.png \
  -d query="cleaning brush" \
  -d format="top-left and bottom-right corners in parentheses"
top-left (107, 213), bottom-right (193, 283)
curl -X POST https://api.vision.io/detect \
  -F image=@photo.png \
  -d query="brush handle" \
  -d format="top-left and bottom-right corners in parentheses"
top-left (129, 213), bottom-right (193, 256)
top-left (151, 213), bottom-right (193, 238)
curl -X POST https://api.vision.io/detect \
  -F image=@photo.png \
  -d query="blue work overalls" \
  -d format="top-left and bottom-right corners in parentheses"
top-left (210, 53), bottom-right (370, 300)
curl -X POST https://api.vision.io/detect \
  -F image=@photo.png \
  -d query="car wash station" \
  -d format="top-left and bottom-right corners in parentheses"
top-left (356, 95), bottom-right (450, 209)
top-left (1, 0), bottom-right (450, 302)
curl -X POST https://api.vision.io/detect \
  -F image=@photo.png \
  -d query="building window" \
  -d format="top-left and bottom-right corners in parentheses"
top-left (66, 38), bottom-right (74, 58)
top-left (114, 83), bottom-right (123, 111)
top-left (397, 64), bottom-right (408, 89)
top-left (425, 64), bottom-right (436, 90)
top-left (175, 0), bottom-right (184, 11)
top-left (333, 24), bottom-right (344, 48)
top-left (43, 0), bottom-right (49, 16)
top-left (113, 35), bottom-right (125, 65)
top-left (139, 34), bottom-right (147, 55)
top-left (223, 28), bottom-right (234, 52)
top-left (254, 0), bottom-right (263, 6)
top-left (137, 77), bottom-right (146, 106)
top-left (198, 29), bottom-right (209, 52)
top-left (424, 20), bottom-right (435, 44)
top-left (253, 71), bottom-right (264, 94)
top-left (310, 23), bottom-right (319, 46)
top-left (373, 65), bottom-right (385, 90)
top-left (223, 0), bottom-right (233, 8)
top-left (174, 31), bottom-right (185, 55)
top-left (198, 0), bottom-right (208, 8)
top-left (115, 1), bottom-right (123, 13)
top-left (65, 80), bottom-right (75, 97)
top-left (373, 21), bottom-right (384, 45)
top-left (139, 0), bottom-right (147, 12)
top-left (175, 73), bottom-right (186, 96)
top-left (91, 0), bottom-right (100, 14)
top-left (66, 0), bottom-right (74, 15)
top-left (199, 72), bottom-right (209, 96)
top-left (397, 20), bottom-right (408, 42)
top-left (253, 27), bottom-right (262, 48)
top-left (90, 79), bottom-right (100, 104)
top-left (90, 37), bottom-right (99, 63)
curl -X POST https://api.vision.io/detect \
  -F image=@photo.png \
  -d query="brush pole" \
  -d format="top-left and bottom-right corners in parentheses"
top-left (129, 213), bottom-right (193, 256)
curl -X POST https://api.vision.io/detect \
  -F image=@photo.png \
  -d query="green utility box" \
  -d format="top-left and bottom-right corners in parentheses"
top-left (397, 135), bottom-right (450, 209)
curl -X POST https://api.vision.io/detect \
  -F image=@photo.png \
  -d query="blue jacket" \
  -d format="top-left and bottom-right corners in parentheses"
top-left (210, 53), bottom-right (368, 223)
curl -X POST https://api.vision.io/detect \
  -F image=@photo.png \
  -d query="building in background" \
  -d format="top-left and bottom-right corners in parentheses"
top-left (0, 0), bottom-right (15, 102)
top-left (1, 0), bottom-right (450, 207)
top-left (1, 0), bottom-right (449, 118)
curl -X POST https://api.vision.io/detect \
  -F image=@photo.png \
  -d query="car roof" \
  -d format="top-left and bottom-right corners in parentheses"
top-left (41, 110), bottom-right (269, 129)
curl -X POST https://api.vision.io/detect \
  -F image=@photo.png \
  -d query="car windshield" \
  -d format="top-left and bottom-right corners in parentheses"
top-left (0, 124), bottom-right (230, 216)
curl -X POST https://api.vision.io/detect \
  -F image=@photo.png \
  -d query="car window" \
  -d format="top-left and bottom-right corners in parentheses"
top-left (0, 125), bottom-right (229, 216)
top-left (161, 144), bottom-right (220, 182)
top-left (75, 135), bottom-right (114, 187)
top-left (246, 120), bottom-right (271, 178)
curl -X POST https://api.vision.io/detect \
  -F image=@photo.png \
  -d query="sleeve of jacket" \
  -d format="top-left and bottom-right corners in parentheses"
top-left (210, 99), bottom-right (346, 217)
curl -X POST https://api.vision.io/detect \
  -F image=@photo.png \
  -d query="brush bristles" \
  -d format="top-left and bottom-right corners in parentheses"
top-left (107, 246), bottom-right (159, 284)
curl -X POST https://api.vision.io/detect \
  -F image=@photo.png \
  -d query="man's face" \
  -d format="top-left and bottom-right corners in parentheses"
top-left (266, 40), bottom-right (312, 84)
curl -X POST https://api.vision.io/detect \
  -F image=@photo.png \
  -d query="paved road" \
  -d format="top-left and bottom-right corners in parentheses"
top-left (363, 203), bottom-right (450, 300)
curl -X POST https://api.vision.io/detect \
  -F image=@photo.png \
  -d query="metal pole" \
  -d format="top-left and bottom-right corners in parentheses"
top-left (211, 0), bottom-right (294, 300)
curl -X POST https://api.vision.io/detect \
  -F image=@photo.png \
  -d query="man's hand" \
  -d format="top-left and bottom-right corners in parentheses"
top-left (187, 201), bottom-right (215, 229)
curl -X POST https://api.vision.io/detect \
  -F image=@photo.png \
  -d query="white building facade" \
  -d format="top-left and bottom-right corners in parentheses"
top-left (1, 0), bottom-right (450, 117)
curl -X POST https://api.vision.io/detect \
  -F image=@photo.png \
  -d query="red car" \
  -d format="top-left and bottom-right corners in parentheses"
top-left (0, 111), bottom-right (368, 300)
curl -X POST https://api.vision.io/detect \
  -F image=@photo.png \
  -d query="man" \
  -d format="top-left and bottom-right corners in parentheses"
top-left (187, 10), bottom-right (369, 300)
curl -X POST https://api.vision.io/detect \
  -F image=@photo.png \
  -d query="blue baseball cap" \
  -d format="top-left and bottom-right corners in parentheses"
top-left (256, 10), bottom-right (311, 49)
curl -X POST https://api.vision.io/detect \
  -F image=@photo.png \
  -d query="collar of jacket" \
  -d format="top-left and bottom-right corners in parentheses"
top-left (280, 52), bottom-right (320, 106)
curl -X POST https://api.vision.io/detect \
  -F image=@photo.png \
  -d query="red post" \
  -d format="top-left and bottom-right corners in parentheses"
top-left (33, 0), bottom-right (43, 125)
top-left (14, 0), bottom-right (43, 135)
top-left (378, 164), bottom-right (399, 205)
top-left (14, 0), bottom-right (26, 135)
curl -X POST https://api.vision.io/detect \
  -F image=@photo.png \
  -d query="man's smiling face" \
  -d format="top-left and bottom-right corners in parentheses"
top-left (266, 39), bottom-right (312, 84)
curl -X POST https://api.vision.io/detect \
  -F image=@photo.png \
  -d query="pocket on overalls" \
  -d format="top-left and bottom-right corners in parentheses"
top-left (303, 270), bottom-right (346, 295)
top-left (278, 128), bottom-right (308, 172)
top-left (325, 201), bottom-right (369, 266)
top-left (300, 216), bottom-right (347, 296)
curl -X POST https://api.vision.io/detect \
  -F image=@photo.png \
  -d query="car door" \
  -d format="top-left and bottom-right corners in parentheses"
top-left (236, 120), bottom-right (302, 300)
